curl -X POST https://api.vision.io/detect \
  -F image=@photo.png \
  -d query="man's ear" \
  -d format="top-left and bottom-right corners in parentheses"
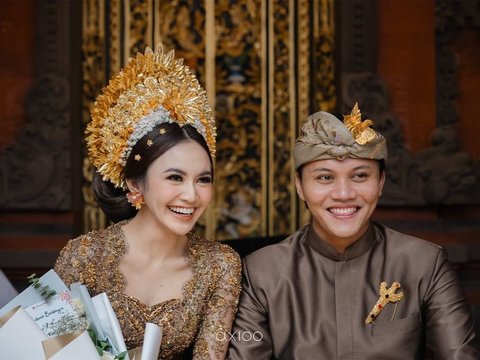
top-left (295, 173), bottom-right (305, 201)
top-left (378, 171), bottom-right (386, 197)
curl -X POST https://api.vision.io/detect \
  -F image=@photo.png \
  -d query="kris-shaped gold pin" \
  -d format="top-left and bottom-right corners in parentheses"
top-left (365, 282), bottom-right (404, 324)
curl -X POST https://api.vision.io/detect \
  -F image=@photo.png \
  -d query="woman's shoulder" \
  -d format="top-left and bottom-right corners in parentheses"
top-left (189, 235), bottom-right (241, 269)
top-left (58, 223), bottom-right (123, 258)
top-left (55, 223), bottom-right (124, 287)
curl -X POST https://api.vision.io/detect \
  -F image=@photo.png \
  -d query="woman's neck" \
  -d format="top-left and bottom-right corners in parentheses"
top-left (121, 212), bottom-right (188, 261)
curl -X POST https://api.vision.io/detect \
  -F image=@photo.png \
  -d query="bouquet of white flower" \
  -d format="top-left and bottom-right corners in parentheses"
top-left (0, 270), bottom-right (162, 360)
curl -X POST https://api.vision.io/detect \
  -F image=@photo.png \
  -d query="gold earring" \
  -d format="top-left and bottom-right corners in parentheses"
top-left (126, 190), bottom-right (144, 210)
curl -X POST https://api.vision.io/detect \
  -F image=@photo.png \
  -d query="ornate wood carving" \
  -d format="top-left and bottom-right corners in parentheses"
top-left (339, 0), bottom-right (480, 205)
top-left (312, 0), bottom-right (336, 113)
top-left (82, 0), bottom-right (107, 231)
top-left (81, 0), bottom-right (337, 238)
top-left (214, 0), bottom-right (263, 239)
top-left (430, 0), bottom-right (480, 204)
top-left (0, 1), bottom-right (75, 210)
top-left (270, 0), bottom-right (294, 235)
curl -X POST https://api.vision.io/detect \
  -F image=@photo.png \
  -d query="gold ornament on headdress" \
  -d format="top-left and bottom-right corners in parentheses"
top-left (343, 103), bottom-right (377, 145)
top-left (86, 43), bottom-right (216, 189)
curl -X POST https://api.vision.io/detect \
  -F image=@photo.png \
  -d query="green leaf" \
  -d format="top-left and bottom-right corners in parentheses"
top-left (115, 351), bottom-right (128, 360)
top-left (27, 273), bottom-right (57, 301)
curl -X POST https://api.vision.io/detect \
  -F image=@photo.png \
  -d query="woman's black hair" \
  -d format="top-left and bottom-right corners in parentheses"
top-left (92, 123), bottom-right (213, 223)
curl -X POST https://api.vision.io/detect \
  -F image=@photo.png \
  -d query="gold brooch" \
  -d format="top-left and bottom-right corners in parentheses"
top-left (365, 282), bottom-right (404, 324)
top-left (159, 128), bottom-right (166, 135)
top-left (343, 102), bottom-right (377, 145)
top-left (134, 154), bottom-right (141, 161)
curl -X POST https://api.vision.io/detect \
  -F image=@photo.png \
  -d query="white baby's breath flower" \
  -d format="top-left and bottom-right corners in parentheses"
top-left (72, 297), bottom-right (85, 316)
top-left (101, 352), bottom-right (116, 360)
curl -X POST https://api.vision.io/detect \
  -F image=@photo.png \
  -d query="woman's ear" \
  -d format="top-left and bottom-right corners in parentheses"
top-left (126, 178), bottom-right (142, 194)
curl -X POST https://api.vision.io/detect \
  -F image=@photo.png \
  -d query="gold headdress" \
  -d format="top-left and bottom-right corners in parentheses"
top-left (294, 103), bottom-right (387, 169)
top-left (86, 44), bottom-right (216, 189)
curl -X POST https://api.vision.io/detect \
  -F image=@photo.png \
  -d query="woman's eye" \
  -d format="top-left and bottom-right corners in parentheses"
top-left (198, 176), bottom-right (212, 184)
top-left (167, 174), bottom-right (183, 182)
top-left (317, 175), bottom-right (333, 181)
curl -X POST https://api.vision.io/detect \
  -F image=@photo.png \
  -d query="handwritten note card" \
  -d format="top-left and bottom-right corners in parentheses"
top-left (24, 291), bottom-right (82, 337)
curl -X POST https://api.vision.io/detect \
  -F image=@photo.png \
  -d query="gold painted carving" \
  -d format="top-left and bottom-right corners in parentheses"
top-left (298, 0), bottom-right (312, 227)
top-left (270, 0), bottom-right (294, 236)
top-left (82, 0), bottom-right (107, 231)
top-left (108, 0), bottom-right (121, 73)
top-left (315, 0), bottom-right (336, 111)
top-left (125, 0), bottom-right (152, 60)
top-left (214, 0), bottom-right (263, 239)
top-left (81, 0), bottom-right (337, 240)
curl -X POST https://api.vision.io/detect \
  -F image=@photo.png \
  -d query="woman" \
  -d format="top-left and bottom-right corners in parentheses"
top-left (55, 44), bottom-right (241, 359)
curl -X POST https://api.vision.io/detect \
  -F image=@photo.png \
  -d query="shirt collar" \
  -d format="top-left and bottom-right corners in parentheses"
top-left (306, 222), bottom-right (376, 261)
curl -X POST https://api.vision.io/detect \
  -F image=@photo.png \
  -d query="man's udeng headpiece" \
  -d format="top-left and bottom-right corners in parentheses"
top-left (86, 44), bottom-right (216, 189)
top-left (294, 103), bottom-right (387, 169)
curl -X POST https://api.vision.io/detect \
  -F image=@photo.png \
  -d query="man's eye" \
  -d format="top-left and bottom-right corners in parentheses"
top-left (167, 174), bottom-right (183, 182)
top-left (353, 173), bottom-right (368, 180)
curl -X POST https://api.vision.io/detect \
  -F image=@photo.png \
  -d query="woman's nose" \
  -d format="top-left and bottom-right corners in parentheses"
top-left (180, 182), bottom-right (198, 202)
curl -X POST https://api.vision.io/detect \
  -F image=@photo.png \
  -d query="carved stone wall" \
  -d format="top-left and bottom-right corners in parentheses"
top-left (0, 0), bottom-right (83, 286)
top-left (0, 1), bottom-right (77, 210)
top-left (338, 0), bottom-right (480, 206)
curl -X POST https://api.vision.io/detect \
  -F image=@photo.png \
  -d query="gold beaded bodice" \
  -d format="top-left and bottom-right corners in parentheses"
top-left (54, 221), bottom-right (242, 359)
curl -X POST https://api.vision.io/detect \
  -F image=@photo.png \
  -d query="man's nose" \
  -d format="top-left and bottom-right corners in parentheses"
top-left (330, 179), bottom-right (356, 200)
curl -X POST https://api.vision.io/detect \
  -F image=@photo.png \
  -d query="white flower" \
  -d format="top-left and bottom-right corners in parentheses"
top-left (100, 352), bottom-right (116, 360)
top-left (72, 297), bottom-right (85, 316)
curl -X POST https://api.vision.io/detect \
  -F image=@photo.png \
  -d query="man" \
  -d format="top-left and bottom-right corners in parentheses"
top-left (227, 105), bottom-right (480, 359)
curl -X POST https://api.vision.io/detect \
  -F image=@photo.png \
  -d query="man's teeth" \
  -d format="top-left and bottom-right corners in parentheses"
top-left (170, 206), bottom-right (194, 215)
top-left (329, 207), bottom-right (357, 215)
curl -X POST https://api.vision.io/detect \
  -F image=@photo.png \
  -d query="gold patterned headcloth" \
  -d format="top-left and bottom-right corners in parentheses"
top-left (294, 103), bottom-right (387, 169)
top-left (86, 43), bottom-right (216, 189)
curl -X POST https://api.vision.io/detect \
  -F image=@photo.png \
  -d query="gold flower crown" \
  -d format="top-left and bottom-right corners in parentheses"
top-left (86, 43), bottom-right (216, 189)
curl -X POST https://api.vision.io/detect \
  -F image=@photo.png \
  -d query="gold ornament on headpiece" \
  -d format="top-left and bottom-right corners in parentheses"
top-left (86, 43), bottom-right (216, 189)
top-left (343, 103), bottom-right (377, 145)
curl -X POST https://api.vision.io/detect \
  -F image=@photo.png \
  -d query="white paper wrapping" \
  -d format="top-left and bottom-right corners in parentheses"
top-left (0, 306), bottom-right (48, 360)
top-left (92, 292), bottom-right (128, 355)
top-left (0, 270), bottom-right (69, 317)
top-left (42, 330), bottom-right (101, 360)
top-left (140, 323), bottom-right (163, 360)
